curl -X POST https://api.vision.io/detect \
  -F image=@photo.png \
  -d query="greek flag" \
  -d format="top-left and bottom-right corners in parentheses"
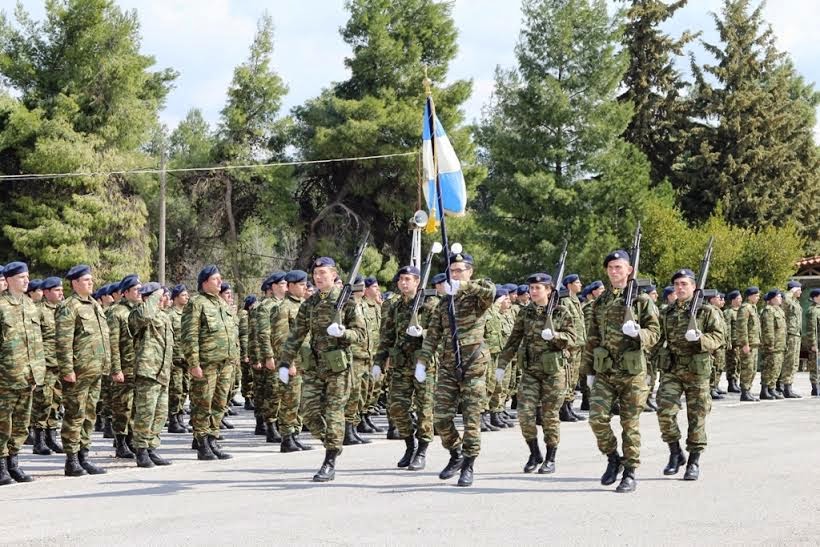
top-left (422, 100), bottom-right (466, 218)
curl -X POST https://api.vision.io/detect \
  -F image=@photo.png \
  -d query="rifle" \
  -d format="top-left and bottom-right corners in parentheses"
top-left (687, 236), bottom-right (715, 333)
top-left (328, 230), bottom-right (370, 331)
top-left (545, 240), bottom-right (568, 331)
top-left (406, 241), bottom-right (443, 336)
top-left (623, 222), bottom-right (642, 324)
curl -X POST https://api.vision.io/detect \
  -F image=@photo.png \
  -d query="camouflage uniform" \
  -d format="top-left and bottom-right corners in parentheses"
top-left (483, 301), bottom-right (508, 413)
top-left (271, 293), bottom-right (306, 436)
top-left (735, 302), bottom-right (761, 391)
top-left (129, 292), bottom-right (173, 449)
top-left (360, 299), bottom-right (382, 415)
top-left (709, 306), bottom-right (728, 393)
top-left (418, 279), bottom-right (496, 458)
top-left (345, 296), bottom-right (379, 425)
top-left (166, 305), bottom-right (188, 415)
top-left (723, 306), bottom-right (739, 384)
top-left (238, 306), bottom-right (255, 403)
top-left (760, 304), bottom-right (786, 390)
top-left (561, 293), bottom-right (586, 404)
top-left (108, 300), bottom-right (138, 435)
top-left (656, 299), bottom-right (723, 453)
top-left (805, 302), bottom-right (820, 386)
top-left (182, 292), bottom-right (240, 443)
top-left (583, 288), bottom-right (660, 470)
top-left (32, 299), bottom-right (62, 430)
top-left (254, 296), bottom-right (282, 426)
top-left (0, 293), bottom-right (46, 457)
top-left (56, 294), bottom-right (111, 454)
top-left (279, 287), bottom-right (365, 451)
top-left (779, 292), bottom-right (802, 387)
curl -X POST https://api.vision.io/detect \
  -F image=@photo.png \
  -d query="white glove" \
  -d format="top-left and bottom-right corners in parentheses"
top-left (622, 320), bottom-right (640, 338)
top-left (587, 374), bottom-right (596, 388)
top-left (685, 329), bottom-right (702, 342)
top-left (495, 368), bottom-right (505, 383)
top-left (327, 323), bottom-right (346, 337)
top-left (371, 364), bottom-right (382, 381)
top-left (414, 362), bottom-right (427, 383)
top-left (278, 367), bottom-right (290, 385)
top-left (541, 328), bottom-right (555, 341)
top-left (406, 324), bottom-right (423, 337)
top-left (443, 279), bottom-right (461, 296)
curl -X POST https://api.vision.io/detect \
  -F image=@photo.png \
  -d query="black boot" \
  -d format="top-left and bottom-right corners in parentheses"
top-left (484, 412), bottom-right (500, 431)
top-left (439, 448), bottom-right (464, 480)
top-left (408, 440), bottom-right (429, 471)
top-left (7, 455), bottom-right (33, 483)
top-left (266, 422), bottom-right (283, 443)
top-left (168, 413), bottom-right (186, 433)
top-left (78, 449), bottom-right (106, 474)
top-left (196, 437), bottom-right (217, 461)
top-left (135, 448), bottom-right (155, 468)
top-left (559, 401), bottom-right (577, 422)
top-left (208, 436), bottom-right (232, 460)
top-left (220, 416), bottom-right (235, 429)
top-left (615, 467), bottom-right (636, 493)
top-left (115, 434), bottom-right (135, 459)
top-left (32, 428), bottom-right (52, 456)
top-left (580, 392), bottom-right (590, 411)
top-left (0, 458), bottom-right (13, 486)
top-left (479, 413), bottom-right (490, 432)
top-left (683, 451), bottom-right (701, 481)
top-left (511, 395), bottom-right (518, 410)
top-left (178, 413), bottom-right (192, 432)
top-left (727, 379), bottom-right (740, 393)
top-left (356, 419), bottom-right (375, 434)
top-left (244, 398), bottom-right (255, 410)
top-left (343, 423), bottom-right (362, 446)
top-left (397, 436), bottom-right (416, 468)
top-left (351, 425), bottom-right (372, 444)
top-left (364, 414), bottom-right (384, 433)
top-left (759, 386), bottom-right (773, 400)
top-left (24, 427), bottom-right (33, 445)
top-left (535, 407), bottom-right (543, 426)
top-left (102, 417), bottom-right (114, 439)
top-left (386, 422), bottom-right (400, 440)
top-left (45, 429), bottom-right (64, 453)
top-left (490, 412), bottom-right (509, 429)
top-left (611, 401), bottom-right (620, 415)
top-left (148, 449), bottom-right (171, 466)
top-left (811, 383), bottom-right (818, 396)
top-left (538, 446), bottom-right (557, 474)
top-left (569, 402), bottom-right (587, 421)
top-left (292, 433), bottom-right (313, 451)
top-left (710, 388), bottom-right (724, 400)
top-left (740, 389), bottom-right (759, 402)
top-left (94, 414), bottom-right (103, 432)
top-left (457, 456), bottom-right (475, 487)
top-left (191, 438), bottom-right (198, 450)
top-left (772, 384), bottom-right (785, 399)
top-left (64, 453), bottom-right (87, 477)
top-left (313, 449), bottom-right (338, 482)
top-left (254, 416), bottom-right (266, 436)
top-left (280, 434), bottom-right (301, 453)
top-left (784, 384), bottom-right (802, 398)
top-left (523, 439), bottom-right (543, 473)
top-left (663, 441), bottom-right (687, 475)
top-left (601, 451), bottom-right (622, 486)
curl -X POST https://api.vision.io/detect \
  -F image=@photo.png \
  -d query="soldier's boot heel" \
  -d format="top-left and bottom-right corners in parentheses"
top-left (439, 449), bottom-right (464, 480)
top-left (397, 437), bottom-right (416, 468)
top-left (357, 419), bottom-right (375, 434)
top-left (6, 455), bottom-right (33, 483)
top-left (479, 414), bottom-right (490, 432)
top-left (343, 423), bottom-right (362, 446)
top-left (196, 437), bottom-right (217, 461)
top-left (456, 456), bottom-right (475, 487)
top-left (168, 413), bottom-right (186, 434)
top-left (523, 439), bottom-right (543, 473)
top-left (102, 418), bottom-right (115, 439)
top-left (351, 425), bottom-right (371, 444)
top-left (538, 446), bottom-right (557, 474)
top-left (490, 412), bottom-right (508, 429)
top-left (115, 434), bottom-right (135, 459)
top-left (208, 436), bottom-right (232, 460)
top-left (135, 448), bottom-right (155, 469)
top-left (772, 384), bottom-right (785, 399)
top-left (32, 429), bottom-right (52, 456)
top-left (408, 440), bottom-right (429, 471)
top-left (148, 449), bottom-right (171, 466)
top-left (615, 468), bottom-right (636, 493)
top-left (663, 441), bottom-right (687, 475)
top-left (78, 449), bottom-right (106, 475)
top-left (0, 458), bottom-right (15, 485)
top-left (63, 453), bottom-right (87, 478)
top-left (45, 429), bottom-right (64, 453)
top-left (601, 451), bottom-right (622, 486)
top-left (280, 435), bottom-right (301, 453)
top-left (292, 434), bottom-right (313, 451)
top-left (312, 449), bottom-right (338, 482)
top-left (740, 389), bottom-right (759, 402)
top-left (784, 384), bottom-right (801, 398)
top-left (364, 414), bottom-right (384, 433)
top-left (266, 422), bottom-right (282, 443)
top-left (220, 416), bottom-right (235, 429)
top-left (759, 387), bottom-right (772, 400)
top-left (683, 451), bottom-right (700, 481)
top-left (483, 413), bottom-right (500, 431)
top-left (559, 402), bottom-right (577, 423)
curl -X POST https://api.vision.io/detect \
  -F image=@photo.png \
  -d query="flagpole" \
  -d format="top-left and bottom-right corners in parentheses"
top-left (424, 71), bottom-right (464, 380)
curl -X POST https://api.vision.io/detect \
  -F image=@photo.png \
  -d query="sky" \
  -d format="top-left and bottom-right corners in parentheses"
top-left (8, 0), bottom-right (820, 137)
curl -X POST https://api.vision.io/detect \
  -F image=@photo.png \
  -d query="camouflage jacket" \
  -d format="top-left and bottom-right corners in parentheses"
top-left (560, 293), bottom-right (586, 350)
top-left (182, 292), bottom-right (240, 368)
top-left (783, 292), bottom-right (803, 337)
top-left (804, 303), bottom-right (820, 349)
top-left (271, 294), bottom-right (308, 364)
top-left (760, 305), bottom-right (786, 352)
top-left (56, 294), bottom-right (111, 377)
top-left (373, 292), bottom-right (437, 370)
top-left (660, 299), bottom-right (725, 360)
top-left (254, 296), bottom-right (283, 362)
top-left (497, 301), bottom-right (576, 371)
top-left (166, 306), bottom-right (186, 363)
top-left (108, 300), bottom-right (138, 377)
top-left (723, 307), bottom-right (739, 350)
top-left (38, 300), bottom-right (59, 368)
top-left (735, 302), bottom-right (761, 347)
top-left (0, 293), bottom-right (46, 388)
top-left (129, 292), bottom-right (174, 385)
top-left (238, 308), bottom-right (250, 362)
top-left (351, 297), bottom-right (380, 361)
top-left (484, 302), bottom-right (509, 355)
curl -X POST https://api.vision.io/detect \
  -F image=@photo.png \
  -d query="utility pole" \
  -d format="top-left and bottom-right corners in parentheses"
top-left (158, 147), bottom-right (167, 285)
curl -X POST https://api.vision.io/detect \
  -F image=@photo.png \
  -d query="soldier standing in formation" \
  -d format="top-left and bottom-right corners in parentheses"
top-left (806, 288), bottom-right (820, 395)
top-left (735, 287), bottom-right (762, 402)
top-left (108, 274), bottom-right (141, 459)
top-left (759, 290), bottom-right (786, 400)
top-left (166, 285), bottom-right (191, 434)
top-left (31, 276), bottom-right (65, 455)
top-left (779, 281), bottom-right (803, 398)
top-left (723, 290), bottom-right (742, 393)
top-left (560, 273), bottom-right (586, 422)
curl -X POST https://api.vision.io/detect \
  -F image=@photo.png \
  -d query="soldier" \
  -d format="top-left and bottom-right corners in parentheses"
top-left (219, 282), bottom-right (241, 420)
top-left (759, 290), bottom-right (786, 400)
top-left (342, 277), bottom-right (376, 445)
top-left (495, 272), bottom-right (576, 474)
top-left (484, 288), bottom-right (512, 431)
top-left (579, 280), bottom-right (604, 411)
top-left (108, 274), bottom-right (141, 458)
top-left (657, 270), bottom-right (724, 482)
top-left (583, 250), bottom-right (660, 494)
top-left (99, 283), bottom-right (119, 439)
top-left (735, 287), bottom-right (762, 402)
top-left (26, 279), bottom-right (43, 304)
top-left (31, 276), bottom-right (65, 456)
top-left (517, 285), bottom-right (530, 307)
top-left (779, 280), bottom-right (803, 398)
top-left (706, 291), bottom-right (727, 400)
top-left (129, 283), bottom-right (174, 468)
top-left (0, 262), bottom-right (46, 484)
top-left (238, 295), bottom-right (257, 411)
top-left (561, 273), bottom-right (586, 422)
top-left (57, 264), bottom-right (110, 476)
top-left (359, 277), bottom-right (383, 434)
top-left (723, 290), bottom-right (742, 393)
top-left (255, 272), bottom-right (288, 443)
top-left (166, 285), bottom-right (190, 433)
top-left (182, 265), bottom-right (240, 461)
top-left (805, 288), bottom-right (820, 395)
top-left (278, 257), bottom-right (366, 482)
top-left (416, 250), bottom-right (496, 488)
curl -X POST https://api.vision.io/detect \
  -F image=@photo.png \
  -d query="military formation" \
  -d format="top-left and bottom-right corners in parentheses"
top-left (1, 238), bottom-right (819, 491)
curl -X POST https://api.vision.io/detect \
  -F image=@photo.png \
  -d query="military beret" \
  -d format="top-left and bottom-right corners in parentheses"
top-left (171, 284), bottom-right (187, 299)
top-left (94, 283), bottom-right (109, 298)
top-left (517, 284), bottom-right (529, 295)
top-left (41, 277), bottom-right (62, 290)
top-left (3, 261), bottom-right (28, 278)
top-left (588, 280), bottom-right (604, 291)
top-left (219, 282), bottom-right (231, 294)
top-left (726, 290), bottom-right (741, 300)
top-left (108, 282), bottom-right (122, 295)
top-left (603, 250), bottom-right (630, 267)
top-left (527, 273), bottom-right (553, 286)
top-left (810, 288), bottom-right (820, 298)
top-left (396, 266), bottom-right (421, 278)
top-left (744, 286), bottom-right (760, 296)
top-left (703, 289), bottom-right (719, 299)
top-left (118, 274), bottom-right (140, 293)
top-left (354, 275), bottom-right (364, 285)
top-left (285, 270), bottom-right (308, 284)
top-left (269, 271), bottom-right (287, 284)
top-left (312, 257), bottom-right (336, 269)
top-left (662, 286), bottom-right (675, 299)
top-left (260, 277), bottom-right (273, 292)
top-left (364, 276), bottom-right (378, 288)
top-left (501, 283), bottom-right (517, 293)
top-left (449, 252), bottom-right (474, 265)
top-left (197, 265), bottom-right (219, 288)
top-left (671, 269), bottom-right (696, 283)
top-left (139, 281), bottom-right (162, 296)
top-left (431, 273), bottom-right (447, 285)
top-left (495, 288), bottom-right (509, 299)
top-left (763, 289), bottom-right (780, 302)
top-left (243, 295), bottom-right (257, 310)
top-left (563, 274), bottom-right (580, 285)
top-left (26, 279), bottom-right (43, 293)
top-left (787, 280), bottom-right (802, 290)
top-left (643, 284), bottom-right (657, 294)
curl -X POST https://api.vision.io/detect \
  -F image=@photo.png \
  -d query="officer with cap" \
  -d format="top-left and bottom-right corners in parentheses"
top-left (31, 276), bottom-right (65, 456)
top-left (779, 280), bottom-right (803, 398)
top-left (254, 271), bottom-right (289, 443)
top-left (560, 273), bottom-right (586, 421)
top-left (735, 287), bottom-right (762, 401)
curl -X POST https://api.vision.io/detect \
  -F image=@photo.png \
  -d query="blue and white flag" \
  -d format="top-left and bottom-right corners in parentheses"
top-left (422, 100), bottom-right (466, 218)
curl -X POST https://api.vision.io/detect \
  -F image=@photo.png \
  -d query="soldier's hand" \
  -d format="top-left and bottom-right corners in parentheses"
top-left (252, 362), bottom-right (262, 370)
top-left (443, 279), bottom-right (460, 296)
top-left (621, 320), bottom-right (640, 338)
top-left (264, 357), bottom-right (276, 370)
top-left (685, 329), bottom-right (702, 342)
top-left (62, 372), bottom-right (77, 383)
top-left (742, 344), bottom-right (750, 354)
top-left (586, 374), bottom-right (596, 388)
top-left (406, 324), bottom-right (423, 337)
top-left (190, 366), bottom-right (204, 379)
top-left (278, 366), bottom-right (290, 385)
top-left (289, 364), bottom-right (297, 377)
top-left (414, 362), bottom-right (427, 383)
top-left (244, 357), bottom-right (250, 364)
top-left (541, 328), bottom-right (555, 341)
top-left (494, 368), bottom-right (505, 382)
top-left (371, 364), bottom-right (382, 381)
top-left (327, 322), bottom-right (346, 337)
top-left (112, 372), bottom-right (125, 384)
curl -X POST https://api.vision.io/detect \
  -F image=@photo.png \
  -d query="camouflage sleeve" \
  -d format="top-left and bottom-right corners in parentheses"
top-left (248, 311), bottom-right (259, 364)
top-left (257, 304), bottom-right (275, 361)
top-left (760, 310), bottom-right (773, 349)
top-left (697, 305), bottom-right (725, 353)
top-left (373, 300), bottom-right (397, 369)
top-left (735, 307), bottom-right (750, 347)
top-left (181, 299), bottom-right (201, 370)
top-left (39, 306), bottom-right (56, 366)
top-left (497, 309), bottom-right (526, 369)
top-left (128, 293), bottom-right (160, 336)
top-left (550, 305), bottom-right (578, 349)
top-left (108, 309), bottom-right (122, 375)
top-left (723, 309), bottom-right (734, 350)
top-left (417, 301), bottom-right (444, 367)
top-left (806, 309), bottom-right (818, 347)
top-left (55, 303), bottom-right (77, 378)
top-left (280, 302), bottom-right (310, 365)
top-left (270, 304), bottom-right (290, 356)
top-left (581, 300), bottom-right (601, 375)
top-left (238, 312), bottom-right (249, 361)
top-left (461, 278), bottom-right (496, 314)
top-left (341, 300), bottom-right (365, 346)
top-left (636, 295), bottom-right (660, 350)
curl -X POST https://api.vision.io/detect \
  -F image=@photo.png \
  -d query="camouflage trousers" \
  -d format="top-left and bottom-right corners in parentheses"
top-left (761, 350), bottom-right (784, 389)
top-left (778, 336), bottom-right (801, 385)
top-left (61, 371), bottom-right (102, 454)
top-left (110, 377), bottom-right (135, 435)
top-left (0, 386), bottom-right (33, 457)
top-left (589, 369), bottom-right (649, 469)
top-left (277, 372), bottom-right (303, 436)
top-left (32, 367), bottom-right (62, 429)
top-left (809, 349), bottom-right (820, 384)
top-left (565, 350), bottom-right (582, 403)
top-left (240, 361), bottom-right (254, 399)
top-left (657, 363), bottom-right (712, 453)
top-left (725, 347), bottom-right (739, 382)
top-left (647, 352), bottom-right (660, 395)
top-left (97, 375), bottom-right (113, 419)
top-left (190, 360), bottom-right (234, 441)
top-left (738, 347), bottom-right (759, 391)
top-left (389, 365), bottom-right (434, 442)
top-left (168, 361), bottom-right (188, 415)
top-left (255, 368), bottom-right (280, 424)
top-left (300, 363), bottom-right (351, 451)
top-left (518, 365), bottom-right (566, 447)
top-left (344, 358), bottom-right (370, 424)
top-left (710, 348), bottom-right (726, 391)
top-left (490, 363), bottom-right (514, 412)
top-left (133, 377), bottom-right (168, 449)
top-left (434, 354), bottom-right (488, 458)
top-left (226, 363), bottom-right (241, 409)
